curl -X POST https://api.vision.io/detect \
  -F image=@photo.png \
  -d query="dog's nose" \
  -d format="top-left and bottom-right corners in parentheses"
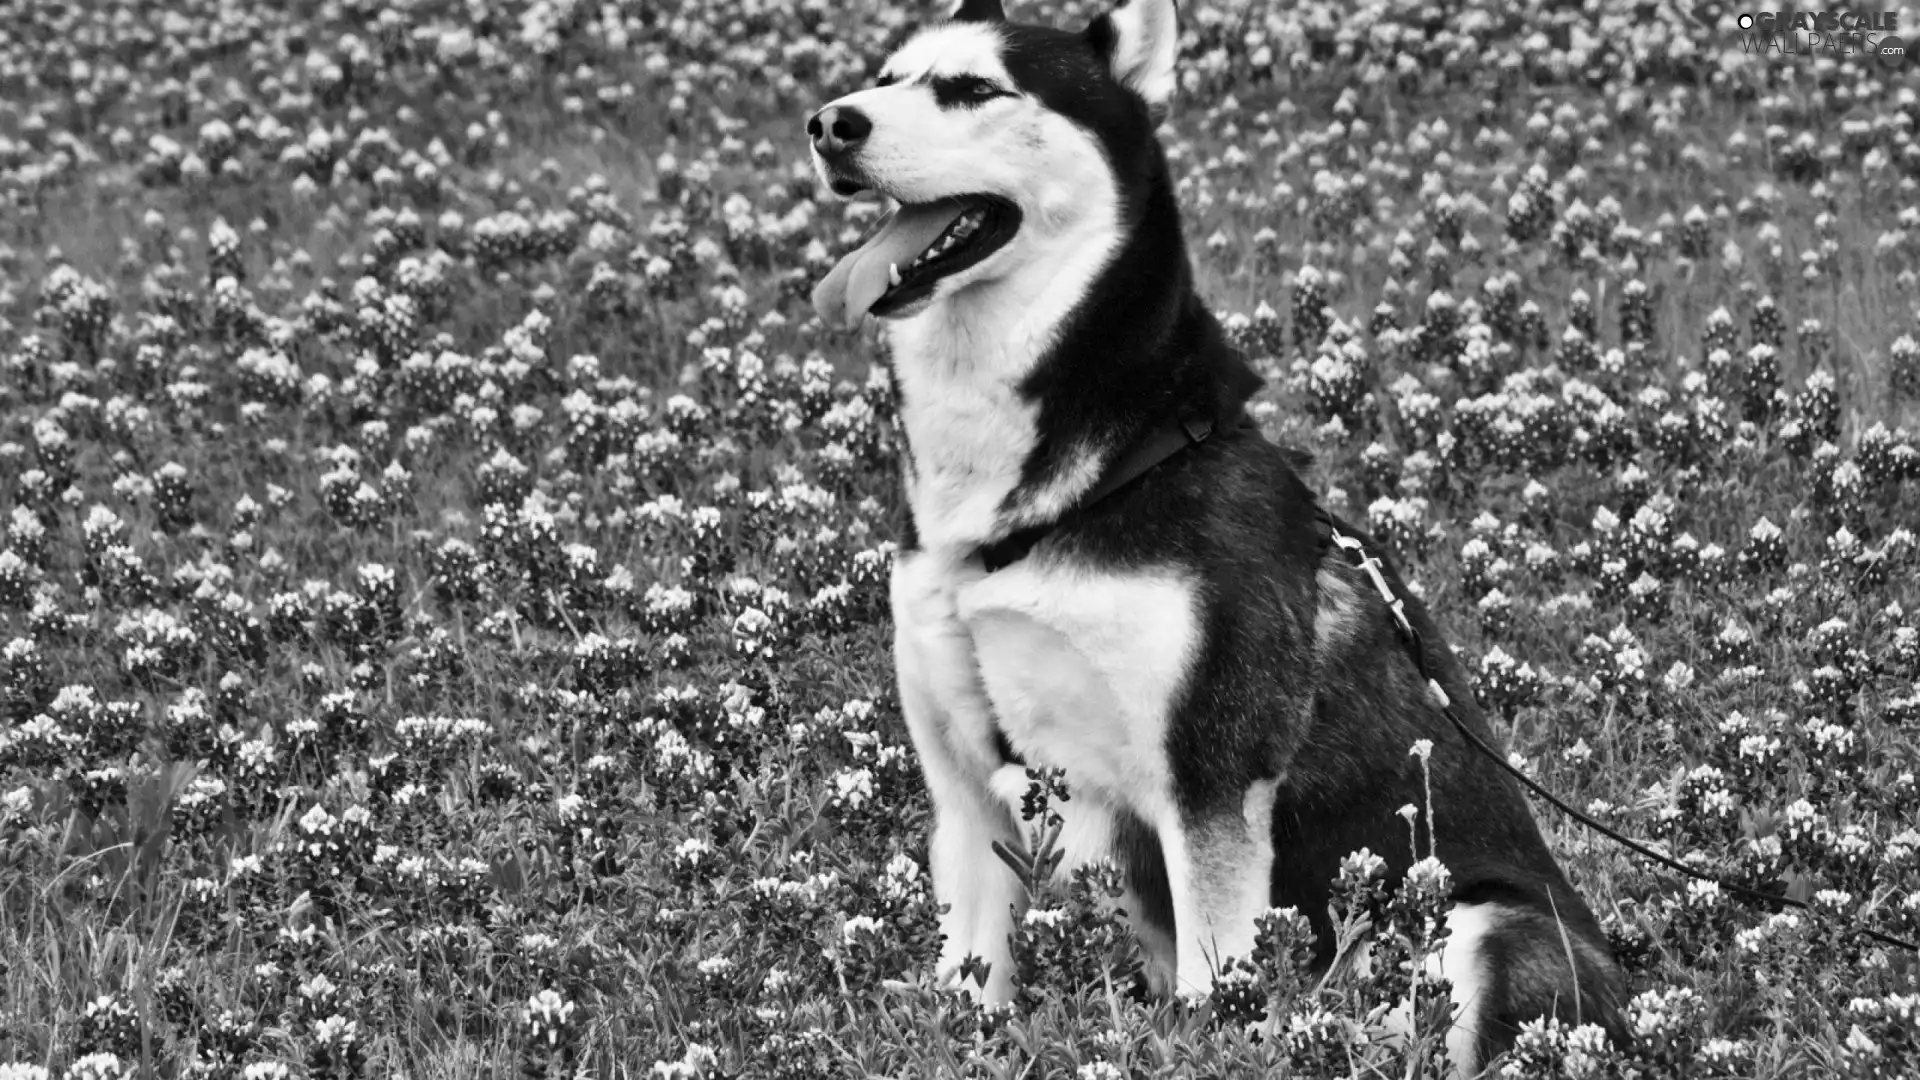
top-left (807, 105), bottom-right (872, 158)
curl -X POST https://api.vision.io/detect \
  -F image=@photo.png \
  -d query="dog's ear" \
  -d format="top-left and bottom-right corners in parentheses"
top-left (1086, 0), bottom-right (1179, 112)
top-left (948, 0), bottom-right (1006, 22)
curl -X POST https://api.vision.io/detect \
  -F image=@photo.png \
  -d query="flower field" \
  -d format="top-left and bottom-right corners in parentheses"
top-left (2, 0), bottom-right (1920, 1076)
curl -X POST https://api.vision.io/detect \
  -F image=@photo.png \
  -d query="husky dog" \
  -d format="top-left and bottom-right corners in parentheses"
top-left (805, 0), bottom-right (1628, 1069)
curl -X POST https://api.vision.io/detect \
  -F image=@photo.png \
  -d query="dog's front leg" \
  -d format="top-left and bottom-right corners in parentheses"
top-left (1155, 777), bottom-right (1281, 999)
top-left (899, 674), bottom-right (1023, 1003)
top-left (925, 776), bottom-right (1025, 1003)
top-left (893, 553), bottom-right (1025, 1004)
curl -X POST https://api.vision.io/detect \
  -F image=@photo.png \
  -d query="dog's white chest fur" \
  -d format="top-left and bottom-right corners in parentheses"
top-left (887, 306), bottom-right (1107, 552)
top-left (963, 557), bottom-right (1199, 806)
top-left (889, 336), bottom-right (1042, 551)
top-left (892, 550), bottom-right (1198, 820)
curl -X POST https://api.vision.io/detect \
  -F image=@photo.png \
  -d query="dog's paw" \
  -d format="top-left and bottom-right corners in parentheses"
top-left (934, 954), bottom-right (991, 1002)
top-left (1172, 981), bottom-right (1214, 1009)
top-left (1169, 959), bottom-right (1224, 1007)
top-left (933, 957), bottom-right (983, 999)
top-left (1246, 1007), bottom-right (1285, 1044)
top-left (1138, 964), bottom-right (1176, 1000)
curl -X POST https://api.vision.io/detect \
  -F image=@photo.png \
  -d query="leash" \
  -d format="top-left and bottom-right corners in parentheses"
top-left (1322, 515), bottom-right (1920, 955)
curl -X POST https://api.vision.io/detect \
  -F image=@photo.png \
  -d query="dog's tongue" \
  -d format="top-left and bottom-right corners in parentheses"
top-left (811, 197), bottom-right (970, 329)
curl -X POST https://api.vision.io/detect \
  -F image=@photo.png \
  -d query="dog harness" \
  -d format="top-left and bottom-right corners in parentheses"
top-left (977, 411), bottom-right (1242, 573)
top-left (975, 376), bottom-right (1280, 574)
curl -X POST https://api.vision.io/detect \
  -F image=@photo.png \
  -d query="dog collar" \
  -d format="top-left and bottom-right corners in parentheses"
top-left (1310, 503), bottom-right (1336, 552)
top-left (970, 390), bottom-right (1343, 578)
top-left (977, 410), bottom-right (1237, 573)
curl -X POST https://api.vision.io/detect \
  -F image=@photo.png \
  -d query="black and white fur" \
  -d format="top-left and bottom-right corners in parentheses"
top-left (806, 0), bottom-right (1629, 1069)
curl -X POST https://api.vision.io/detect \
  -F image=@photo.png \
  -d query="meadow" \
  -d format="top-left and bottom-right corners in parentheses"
top-left (2, 0), bottom-right (1919, 1075)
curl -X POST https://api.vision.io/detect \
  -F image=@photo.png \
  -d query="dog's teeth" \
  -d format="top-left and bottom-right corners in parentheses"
top-left (889, 262), bottom-right (902, 286)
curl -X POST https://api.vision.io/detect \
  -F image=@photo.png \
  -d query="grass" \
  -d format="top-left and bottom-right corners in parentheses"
top-left (2, 0), bottom-right (1920, 1077)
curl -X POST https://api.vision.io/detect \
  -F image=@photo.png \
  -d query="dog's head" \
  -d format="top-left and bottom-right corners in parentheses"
top-left (807, 0), bottom-right (1180, 329)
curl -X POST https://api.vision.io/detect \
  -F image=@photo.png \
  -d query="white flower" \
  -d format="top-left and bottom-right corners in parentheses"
top-left (1024, 907), bottom-right (1067, 929)
top-left (297, 804), bottom-right (337, 835)
top-left (65, 1057), bottom-right (132, 1080)
top-left (0, 785), bottom-right (33, 825)
top-left (672, 838), bottom-right (712, 870)
top-left (880, 853), bottom-right (924, 904)
top-left (830, 767), bottom-right (874, 810)
top-left (841, 915), bottom-right (883, 943)
top-left (526, 988), bottom-right (575, 1042)
top-left (312, 1015), bottom-right (357, 1046)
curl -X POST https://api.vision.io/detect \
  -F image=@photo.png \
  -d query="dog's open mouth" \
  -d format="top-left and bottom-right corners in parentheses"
top-left (811, 195), bottom-right (1020, 329)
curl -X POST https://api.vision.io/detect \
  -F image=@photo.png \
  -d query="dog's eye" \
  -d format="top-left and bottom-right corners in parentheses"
top-left (933, 75), bottom-right (1008, 107)
top-left (961, 77), bottom-right (1004, 99)
top-left (875, 73), bottom-right (898, 88)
